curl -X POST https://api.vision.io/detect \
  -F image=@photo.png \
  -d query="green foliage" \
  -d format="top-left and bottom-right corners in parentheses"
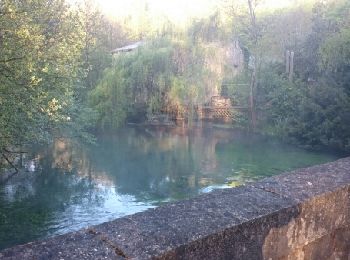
top-left (89, 68), bottom-right (130, 129)
top-left (0, 0), bottom-right (129, 161)
top-left (89, 37), bottom-right (225, 128)
top-left (320, 27), bottom-right (350, 91)
top-left (89, 38), bottom-right (178, 127)
top-left (225, 0), bottom-right (350, 151)
top-left (1, 0), bottom-right (350, 157)
top-left (255, 62), bottom-right (350, 151)
top-left (0, 0), bottom-right (85, 152)
top-left (187, 12), bottom-right (228, 43)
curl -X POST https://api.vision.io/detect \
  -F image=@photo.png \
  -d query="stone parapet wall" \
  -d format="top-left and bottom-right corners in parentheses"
top-left (1, 158), bottom-right (349, 259)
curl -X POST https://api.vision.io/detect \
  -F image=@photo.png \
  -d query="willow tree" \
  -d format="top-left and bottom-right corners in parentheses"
top-left (88, 36), bottom-right (225, 128)
top-left (89, 39), bottom-right (176, 128)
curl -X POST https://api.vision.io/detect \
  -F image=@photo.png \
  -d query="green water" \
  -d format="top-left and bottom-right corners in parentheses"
top-left (0, 125), bottom-right (340, 250)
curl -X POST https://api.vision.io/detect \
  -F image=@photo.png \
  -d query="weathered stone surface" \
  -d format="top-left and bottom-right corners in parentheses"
top-left (297, 227), bottom-right (350, 260)
top-left (262, 186), bottom-right (350, 260)
top-left (252, 157), bottom-right (350, 202)
top-left (91, 186), bottom-right (298, 259)
top-left (0, 230), bottom-right (121, 260)
top-left (159, 208), bottom-right (299, 260)
top-left (0, 157), bottom-right (349, 259)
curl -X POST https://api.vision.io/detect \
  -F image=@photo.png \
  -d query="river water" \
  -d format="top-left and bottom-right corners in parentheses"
top-left (0, 125), bottom-right (340, 250)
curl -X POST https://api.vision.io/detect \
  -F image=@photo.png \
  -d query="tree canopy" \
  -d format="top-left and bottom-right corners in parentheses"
top-left (1, 0), bottom-right (350, 169)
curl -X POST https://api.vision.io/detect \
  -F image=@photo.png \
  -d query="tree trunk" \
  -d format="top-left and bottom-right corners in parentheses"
top-left (289, 51), bottom-right (294, 81)
top-left (286, 50), bottom-right (290, 74)
top-left (247, 0), bottom-right (258, 130)
top-left (249, 67), bottom-right (257, 129)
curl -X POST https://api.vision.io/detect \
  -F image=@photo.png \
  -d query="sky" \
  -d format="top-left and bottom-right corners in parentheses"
top-left (96, 0), bottom-right (218, 24)
top-left (75, 0), bottom-right (296, 25)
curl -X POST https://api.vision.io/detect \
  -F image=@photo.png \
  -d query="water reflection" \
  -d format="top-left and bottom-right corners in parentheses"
top-left (0, 125), bottom-right (339, 249)
top-left (87, 126), bottom-right (240, 201)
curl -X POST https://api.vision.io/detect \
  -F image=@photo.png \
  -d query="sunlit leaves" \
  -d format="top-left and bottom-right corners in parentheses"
top-left (0, 0), bottom-right (85, 151)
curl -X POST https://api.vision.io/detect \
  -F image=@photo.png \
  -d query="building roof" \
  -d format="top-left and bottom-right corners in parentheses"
top-left (111, 41), bottom-right (144, 54)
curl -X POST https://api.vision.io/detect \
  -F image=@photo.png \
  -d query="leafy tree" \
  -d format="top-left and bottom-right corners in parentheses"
top-left (0, 0), bottom-right (86, 167)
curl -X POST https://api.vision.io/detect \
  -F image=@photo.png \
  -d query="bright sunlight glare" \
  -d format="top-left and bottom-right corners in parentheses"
top-left (90, 0), bottom-right (295, 24)
top-left (96, 0), bottom-right (217, 24)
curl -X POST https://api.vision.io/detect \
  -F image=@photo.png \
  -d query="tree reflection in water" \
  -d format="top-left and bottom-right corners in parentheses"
top-left (0, 124), bottom-right (338, 250)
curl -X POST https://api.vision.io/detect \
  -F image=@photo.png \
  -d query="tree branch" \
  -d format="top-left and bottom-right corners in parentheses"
top-left (1, 152), bottom-right (18, 173)
top-left (0, 56), bottom-right (25, 63)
